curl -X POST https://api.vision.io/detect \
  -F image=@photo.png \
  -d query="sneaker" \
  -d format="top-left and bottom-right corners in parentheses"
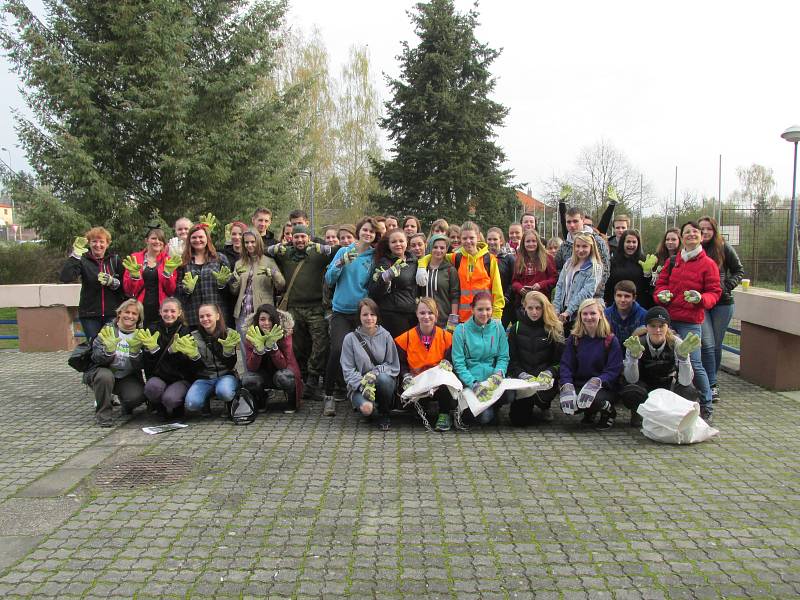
top-left (595, 406), bottom-right (616, 431)
top-left (323, 395), bottom-right (336, 417)
top-left (630, 412), bottom-right (643, 428)
top-left (700, 408), bottom-right (713, 425)
top-left (378, 415), bottom-right (391, 431)
top-left (539, 407), bottom-right (554, 423)
top-left (434, 413), bottom-right (452, 432)
top-left (710, 384), bottom-right (720, 404)
top-left (97, 418), bottom-right (113, 428)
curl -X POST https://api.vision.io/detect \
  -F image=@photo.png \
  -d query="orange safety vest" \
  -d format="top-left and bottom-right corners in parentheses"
top-left (394, 327), bottom-right (453, 375)
top-left (455, 252), bottom-right (494, 323)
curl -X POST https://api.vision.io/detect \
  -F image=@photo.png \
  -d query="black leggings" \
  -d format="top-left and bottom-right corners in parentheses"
top-left (509, 387), bottom-right (558, 426)
top-left (324, 312), bottom-right (360, 395)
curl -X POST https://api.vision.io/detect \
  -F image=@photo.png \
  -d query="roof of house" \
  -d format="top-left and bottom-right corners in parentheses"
top-left (515, 190), bottom-right (546, 212)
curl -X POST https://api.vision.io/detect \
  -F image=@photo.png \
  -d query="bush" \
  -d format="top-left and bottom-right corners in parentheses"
top-left (0, 242), bottom-right (64, 284)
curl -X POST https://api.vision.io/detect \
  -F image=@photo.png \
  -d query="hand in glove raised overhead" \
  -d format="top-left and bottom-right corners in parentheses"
top-left (446, 313), bottom-right (460, 333)
top-left (676, 332), bottom-right (701, 359)
top-left (577, 377), bottom-right (602, 409)
top-left (97, 272), bottom-right (118, 287)
top-left (182, 272), bottom-right (199, 293)
top-left (71, 236), bottom-right (89, 258)
top-left (198, 213), bottom-right (218, 233)
top-left (656, 290), bottom-right (673, 304)
top-left (683, 290), bottom-right (702, 304)
top-left (212, 266), bottom-right (232, 287)
top-left (163, 255), bottom-right (182, 277)
top-left (623, 334), bottom-right (645, 359)
top-left (559, 383), bottom-right (577, 415)
top-left (559, 184), bottom-right (573, 200)
top-left (122, 255), bottom-right (141, 279)
top-left (134, 328), bottom-right (160, 352)
top-left (98, 325), bottom-right (120, 354)
top-left (245, 325), bottom-right (269, 354)
top-left (224, 223), bottom-right (233, 245)
top-left (639, 254), bottom-right (658, 275)
top-left (606, 184), bottom-right (619, 202)
top-left (173, 334), bottom-right (200, 359)
top-left (217, 329), bottom-right (241, 354)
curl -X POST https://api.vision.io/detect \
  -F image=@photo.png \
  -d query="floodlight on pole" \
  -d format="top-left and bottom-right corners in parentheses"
top-left (781, 125), bottom-right (800, 292)
top-left (298, 169), bottom-right (315, 234)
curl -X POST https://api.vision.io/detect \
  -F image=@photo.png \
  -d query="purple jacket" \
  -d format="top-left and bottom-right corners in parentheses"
top-left (559, 334), bottom-right (623, 390)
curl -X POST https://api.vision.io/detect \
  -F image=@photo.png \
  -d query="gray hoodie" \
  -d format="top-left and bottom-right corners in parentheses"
top-left (340, 325), bottom-right (400, 395)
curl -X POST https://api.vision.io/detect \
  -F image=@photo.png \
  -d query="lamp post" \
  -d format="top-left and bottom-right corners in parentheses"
top-left (781, 126), bottom-right (800, 292)
top-left (299, 169), bottom-right (315, 235)
top-left (1, 146), bottom-right (14, 241)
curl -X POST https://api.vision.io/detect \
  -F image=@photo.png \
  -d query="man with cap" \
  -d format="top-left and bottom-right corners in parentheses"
top-left (619, 306), bottom-right (700, 427)
top-left (266, 225), bottom-right (334, 400)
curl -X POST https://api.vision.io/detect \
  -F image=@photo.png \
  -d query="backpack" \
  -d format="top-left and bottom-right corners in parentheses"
top-left (229, 387), bottom-right (256, 425)
top-left (67, 342), bottom-right (93, 373)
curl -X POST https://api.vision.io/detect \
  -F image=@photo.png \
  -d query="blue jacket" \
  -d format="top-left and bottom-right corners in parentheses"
top-left (553, 260), bottom-right (600, 319)
top-left (604, 301), bottom-right (647, 342)
top-left (560, 334), bottom-right (623, 390)
top-left (325, 244), bottom-right (375, 314)
top-left (451, 317), bottom-right (509, 387)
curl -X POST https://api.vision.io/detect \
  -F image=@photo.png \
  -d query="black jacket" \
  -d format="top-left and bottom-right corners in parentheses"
top-left (507, 314), bottom-right (564, 378)
top-left (142, 321), bottom-right (195, 383)
top-left (368, 252), bottom-right (419, 316)
top-left (60, 253), bottom-right (126, 319)
top-left (715, 243), bottom-right (744, 306)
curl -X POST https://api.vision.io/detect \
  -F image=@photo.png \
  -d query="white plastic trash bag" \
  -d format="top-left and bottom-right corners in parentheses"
top-left (400, 367), bottom-right (463, 406)
top-left (637, 388), bottom-right (719, 444)
top-left (458, 378), bottom-right (545, 417)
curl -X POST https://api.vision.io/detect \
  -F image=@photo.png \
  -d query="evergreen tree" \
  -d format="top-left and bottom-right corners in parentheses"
top-left (2, 0), bottom-right (302, 251)
top-left (373, 0), bottom-right (515, 229)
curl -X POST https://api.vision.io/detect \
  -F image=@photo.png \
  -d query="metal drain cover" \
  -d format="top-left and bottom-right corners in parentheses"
top-left (94, 456), bottom-right (194, 489)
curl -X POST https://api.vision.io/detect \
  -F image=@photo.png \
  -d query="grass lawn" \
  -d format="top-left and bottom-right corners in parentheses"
top-left (0, 307), bottom-right (19, 350)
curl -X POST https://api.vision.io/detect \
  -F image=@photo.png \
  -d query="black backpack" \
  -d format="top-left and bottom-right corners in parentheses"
top-left (67, 342), bottom-right (93, 373)
top-left (229, 387), bottom-right (256, 425)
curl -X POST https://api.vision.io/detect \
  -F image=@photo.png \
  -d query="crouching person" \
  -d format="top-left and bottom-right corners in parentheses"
top-left (620, 306), bottom-right (700, 427)
top-left (559, 298), bottom-right (623, 430)
top-left (341, 299), bottom-right (400, 431)
top-left (242, 304), bottom-right (304, 414)
top-left (507, 291), bottom-right (564, 426)
top-left (182, 304), bottom-right (240, 415)
top-left (87, 299), bottom-right (147, 427)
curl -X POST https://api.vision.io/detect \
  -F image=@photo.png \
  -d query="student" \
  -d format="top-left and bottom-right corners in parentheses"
top-left (85, 299), bottom-right (147, 427)
top-left (252, 208), bottom-right (275, 247)
top-left (653, 221), bottom-right (722, 423)
top-left (168, 217), bottom-right (192, 257)
top-left (395, 298), bottom-right (455, 431)
top-left (408, 232), bottom-right (427, 259)
top-left (558, 298), bottom-right (623, 430)
top-left (176, 223), bottom-right (232, 330)
top-left (699, 216), bottom-right (744, 403)
top-left (123, 226), bottom-right (180, 328)
top-left (520, 212), bottom-right (537, 232)
top-left (280, 222), bottom-right (293, 244)
top-left (384, 215), bottom-right (399, 232)
top-left (604, 229), bottom-right (654, 309)
top-left (323, 227), bottom-right (340, 247)
top-left (655, 228), bottom-right (681, 268)
top-left (451, 222), bottom-right (505, 323)
top-left (142, 297), bottom-right (194, 419)
top-left (243, 303), bottom-right (303, 413)
top-left (604, 280), bottom-right (647, 342)
top-left (511, 229), bottom-right (557, 307)
top-left (341, 298), bottom-right (400, 431)
top-left (552, 233), bottom-right (604, 330)
top-left (507, 222), bottom-right (523, 251)
top-left (429, 218), bottom-right (449, 238)
top-left (558, 187), bottom-right (617, 240)
top-left (486, 227), bottom-right (516, 326)
top-left (620, 306), bottom-right (699, 427)
top-left (546, 237), bottom-right (563, 258)
top-left (451, 291), bottom-right (509, 426)
top-left (448, 224), bottom-right (461, 251)
top-left (507, 291), bottom-right (563, 425)
top-left (554, 207), bottom-right (611, 295)
top-left (181, 304), bottom-right (240, 415)
top-left (337, 224), bottom-right (356, 246)
top-left (403, 216), bottom-right (422, 236)
top-left (607, 214), bottom-right (631, 258)
top-left (373, 217), bottom-right (387, 237)
top-left (368, 228), bottom-right (419, 338)
top-left (60, 227), bottom-right (126, 341)
top-left (323, 217), bottom-right (380, 417)
top-left (220, 221), bottom-right (246, 268)
top-left (418, 234), bottom-right (460, 330)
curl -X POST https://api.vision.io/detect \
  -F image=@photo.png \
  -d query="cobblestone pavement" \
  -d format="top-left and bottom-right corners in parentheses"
top-left (0, 351), bottom-right (799, 599)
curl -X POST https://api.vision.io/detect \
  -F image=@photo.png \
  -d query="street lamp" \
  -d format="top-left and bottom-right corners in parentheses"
top-left (298, 169), bottom-right (315, 234)
top-left (781, 125), bottom-right (800, 292)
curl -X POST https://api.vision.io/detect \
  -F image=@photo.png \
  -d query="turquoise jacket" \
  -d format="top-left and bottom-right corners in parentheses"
top-left (325, 244), bottom-right (375, 314)
top-left (451, 317), bottom-right (509, 387)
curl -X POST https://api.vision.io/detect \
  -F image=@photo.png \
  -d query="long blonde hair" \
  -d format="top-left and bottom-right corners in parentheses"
top-left (523, 291), bottom-right (563, 343)
top-left (570, 298), bottom-right (612, 339)
top-left (570, 233), bottom-right (604, 288)
top-left (515, 230), bottom-right (547, 275)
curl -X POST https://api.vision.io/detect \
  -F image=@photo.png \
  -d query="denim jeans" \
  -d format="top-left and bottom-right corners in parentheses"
top-left (80, 317), bottom-right (111, 342)
top-left (700, 303), bottom-right (735, 387)
top-left (672, 321), bottom-right (711, 412)
top-left (185, 375), bottom-right (238, 412)
top-left (350, 372), bottom-right (396, 415)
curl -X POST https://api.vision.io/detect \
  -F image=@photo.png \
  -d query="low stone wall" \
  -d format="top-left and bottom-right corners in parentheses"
top-left (0, 284), bottom-right (81, 352)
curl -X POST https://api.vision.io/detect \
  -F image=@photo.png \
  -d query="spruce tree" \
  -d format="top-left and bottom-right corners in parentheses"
top-left (373, 0), bottom-right (516, 229)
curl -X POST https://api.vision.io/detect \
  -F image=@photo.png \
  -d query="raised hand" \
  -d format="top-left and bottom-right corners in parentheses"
top-left (127, 330), bottom-right (144, 354)
top-left (213, 266), bottom-right (232, 287)
top-left (134, 328), bottom-right (160, 352)
top-left (98, 325), bottom-right (120, 354)
top-left (606, 184), bottom-right (619, 202)
top-left (163, 255), bottom-right (182, 277)
top-left (198, 212), bottom-right (218, 233)
top-left (71, 236), bottom-right (89, 258)
top-left (174, 334), bottom-right (200, 359)
top-left (676, 332), bottom-right (701, 359)
top-left (217, 330), bottom-right (241, 354)
top-left (245, 325), bottom-right (269, 353)
top-left (122, 255), bottom-right (141, 279)
top-left (97, 272), bottom-right (117, 287)
top-left (182, 272), bottom-right (199, 294)
top-left (623, 334), bottom-right (645, 359)
top-left (639, 254), bottom-right (658, 274)
top-left (262, 324), bottom-right (285, 348)
top-left (559, 184), bottom-right (573, 200)
top-left (224, 223), bottom-right (233, 245)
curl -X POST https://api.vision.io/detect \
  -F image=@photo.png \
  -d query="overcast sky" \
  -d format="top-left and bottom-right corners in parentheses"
top-left (3, 0), bottom-right (799, 208)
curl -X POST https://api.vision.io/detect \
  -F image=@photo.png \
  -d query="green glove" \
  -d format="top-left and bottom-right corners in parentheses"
top-left (537, 370), bottom-right (554, 390)
top-left (623, 334), bottom-right (645, 359)
top-left (182, 272), bottom-right (199, 294)
top-left (676, 332), bottom-right (701, 359)
top-left (174, 334), bottom-right (200, 360)
top-left (657, 290), bottom-right (673, 304)
top-left (684, 290), bottom-right (702, 304)
top-left (163, 255), bottom-right (182, 277)
top-left (122, 255), bottom-right (141, 279)
top-left (97, 272), bottom-right (118, 287)
top-left (360, 371), bottom-right (377, 389)
top-left (309, 242), bottom-right (321, 254)
top-left (559, 184), bottom-right (573, 200)
top-left (134, 329), bottom-right (160, 352)
top-left (402, 373), bottom-right (414, 391)
top-left (606, 184), bottom-right (619, 202)
top-left (217, 329), bottom-right (241, 354)
top-left (213, 266), bottom-right (232, 287)
top-left (224, 223), bottom-right (232, 245)
top-left (127, 331), bottom-right (143, 354)
top-left (98, 325), bottom-right (120, 354)
top-left (336, 248), bottom-right (358, 268)
top-left (257, 266), bottom-right (275, 279)
top-left (438, 359), bottom-right (453, 372)
top-left (245, 325), bottom-right (268, 353)
top-left (372, 266), bottom-right (387, 282)
top-left (262, 324), bottom-right (284, 348)
top-left (639, 254), bottom-right (658, 275)
top-left (362, 382), bottom-right (376, 402)
top-left (71, 236), bottom-right (89, 258)
top-left (198, 212), bottom-right (218, 233)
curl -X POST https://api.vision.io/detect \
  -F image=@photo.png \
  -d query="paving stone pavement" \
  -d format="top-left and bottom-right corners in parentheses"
top-left (0, 351), bottom-right (799, 599)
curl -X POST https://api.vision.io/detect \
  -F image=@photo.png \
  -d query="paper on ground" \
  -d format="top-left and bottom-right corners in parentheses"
top-left (142, 423), bottom-right (188, 435)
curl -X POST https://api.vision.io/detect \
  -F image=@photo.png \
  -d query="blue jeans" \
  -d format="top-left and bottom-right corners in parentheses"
top-left (185, 375), bottom-right (239, 412)
top-left (350, 373), bottom-right (396, 415)
top-left (80, 317), bottom-right (111, 341)
top-left (672, 321), bottom-right (711, 412)
top-left (701, 303), bottom-right (735, 387)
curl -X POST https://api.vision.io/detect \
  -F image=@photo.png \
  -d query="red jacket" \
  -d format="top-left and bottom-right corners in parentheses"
top-left (653, 249), bottom-right (721, 324)
top-left (245, 335), bottom-right (304, 408)
top-left (122, 249), bottom-right (177, 307)
top-left (511, 255), bottom-right (557, 300)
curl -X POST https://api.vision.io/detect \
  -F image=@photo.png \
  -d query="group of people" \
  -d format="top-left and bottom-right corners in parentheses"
top-left (61, 195), bottom-right (743, 430)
